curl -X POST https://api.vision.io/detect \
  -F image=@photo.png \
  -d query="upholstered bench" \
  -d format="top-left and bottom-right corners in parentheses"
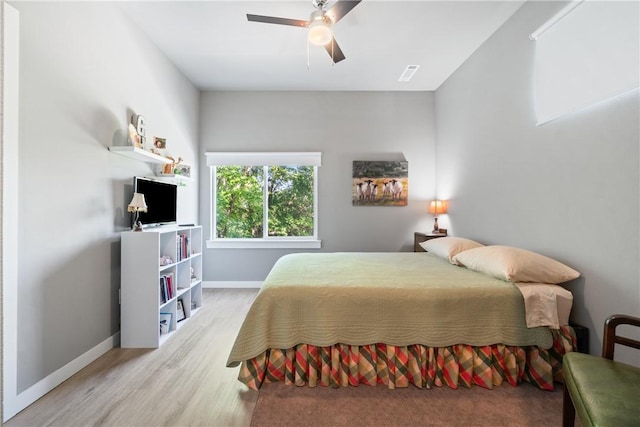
top-left (562, 314), bottom-right (640, 427)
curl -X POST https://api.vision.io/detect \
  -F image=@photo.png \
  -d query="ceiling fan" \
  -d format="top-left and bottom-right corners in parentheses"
top-left (247, 0), bottom-right (362, 64)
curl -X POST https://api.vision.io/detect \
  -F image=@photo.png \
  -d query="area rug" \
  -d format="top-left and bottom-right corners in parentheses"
top-left (250, 382), bottom-right (564, 426)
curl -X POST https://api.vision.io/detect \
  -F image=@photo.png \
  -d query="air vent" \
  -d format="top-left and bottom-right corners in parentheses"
top-left (398, 65), bottom-right (420, 82)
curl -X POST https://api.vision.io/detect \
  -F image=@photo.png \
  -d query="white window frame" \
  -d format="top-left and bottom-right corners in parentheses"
top-left (205, 152), bottom-right (321, 249)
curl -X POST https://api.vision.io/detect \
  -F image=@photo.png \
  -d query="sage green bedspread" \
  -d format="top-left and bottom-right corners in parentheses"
top-left (227, 252), bottom-right (552, 367)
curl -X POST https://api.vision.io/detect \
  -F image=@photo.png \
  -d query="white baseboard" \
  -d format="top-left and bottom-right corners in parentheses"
top-left (4, 332), bottom-right (120, 422)
top-left (3, 281), bottom-right (259, 421)
top-left (203, 281), bottom-right (263, 289)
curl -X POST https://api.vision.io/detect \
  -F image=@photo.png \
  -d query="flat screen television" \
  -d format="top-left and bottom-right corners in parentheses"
top-left (133, 176), bottom-right (178, 228)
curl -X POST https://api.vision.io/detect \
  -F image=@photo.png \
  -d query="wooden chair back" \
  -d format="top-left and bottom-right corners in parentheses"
top-left (602, 314), bottom-right (640, 360)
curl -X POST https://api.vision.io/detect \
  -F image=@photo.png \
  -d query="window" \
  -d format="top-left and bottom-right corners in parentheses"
top-left (206, 152), bottom-right (321, 249)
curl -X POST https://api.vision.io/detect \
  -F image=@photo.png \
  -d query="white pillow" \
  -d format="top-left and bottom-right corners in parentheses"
top-left (452, 245), bottom-right (580, 284)
top-left (419, 237), bottom-right (484, 264)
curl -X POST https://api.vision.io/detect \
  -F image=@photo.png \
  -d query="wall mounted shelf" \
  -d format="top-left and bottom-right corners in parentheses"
top-left (109, 146), bottom-right (172, 164)
top-left (156, 173), bottom-right (192, 182)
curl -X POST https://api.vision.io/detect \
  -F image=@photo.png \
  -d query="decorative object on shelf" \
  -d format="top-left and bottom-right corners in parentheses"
top-left (160, 255), bottom-right (174, 266)
top-left (428, 200), bottom-right (448, 233)
top-left (151, 137), bottom-right (167, 155)
top-left (191, 266), bottom-right (197, 281)
top-left (159, 312), bottom-right (172, 335)
top-left (128, 124), bottom-right (143, 149)
top-left (352, 160), bottom-right (408, 206)
top-left (162, 156), bottom-right (183, 175)
top-left (176, 299), bottom-right (186, 322)
top-left (127, 193), bottom-right (148, 231)
top-left (146, 137), bottom-right (188, 179)
top-left (130, 114), bottom-right (146, 149)
top-left (157, 163), bottom-right (191, 186)
top-left (174, 164), bottom-right (191, 178)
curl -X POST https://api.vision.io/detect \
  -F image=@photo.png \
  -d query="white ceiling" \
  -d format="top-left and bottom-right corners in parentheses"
top-left (118, 1), bottom-right (525, 91)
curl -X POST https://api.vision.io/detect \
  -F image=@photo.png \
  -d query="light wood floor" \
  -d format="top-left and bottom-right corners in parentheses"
top-left (6, 289), bottom-right (260, 427)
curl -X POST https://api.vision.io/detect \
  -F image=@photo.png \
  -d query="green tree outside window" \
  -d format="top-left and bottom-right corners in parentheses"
top-left (216, 165), bottom-right (314, 238)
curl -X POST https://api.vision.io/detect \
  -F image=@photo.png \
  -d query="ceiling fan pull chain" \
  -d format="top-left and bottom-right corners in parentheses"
top-left (307, 38), bottom-right (311, 70)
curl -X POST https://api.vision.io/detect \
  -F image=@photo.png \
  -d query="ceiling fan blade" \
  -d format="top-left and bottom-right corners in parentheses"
top-left (326, 0), bottom-right (362, 23)
top-left (324, 38), bottom-right (346, 63)
top-left (247, 14), bottom-right (309, 28)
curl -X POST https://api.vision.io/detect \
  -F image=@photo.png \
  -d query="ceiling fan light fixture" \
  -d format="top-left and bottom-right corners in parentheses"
top-left (308, 12), bottom-right (333, 46)
top-left (247, 0), bottom-right (360, 63)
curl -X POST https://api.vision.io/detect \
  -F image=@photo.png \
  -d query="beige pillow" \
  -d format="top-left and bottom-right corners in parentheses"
top-left (452, 245), bottom-right (580, 284)
top-left (419, 237), bottom-right (484, 263)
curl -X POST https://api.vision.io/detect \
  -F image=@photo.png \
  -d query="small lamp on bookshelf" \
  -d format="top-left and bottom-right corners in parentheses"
top-left (128, 192), bottom-right (148, 231)
top-left (428, 199), bottom-right (448, 233)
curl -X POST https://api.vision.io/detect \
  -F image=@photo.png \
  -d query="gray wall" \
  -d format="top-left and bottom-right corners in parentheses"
top-left (435, 1), bottom-right (639, 361)
top-left (199, 91), bottom-right (436, 281)
top-left (13, 2), bottom-right (199, 391)
top-left (9, 0), bottom-right (638, 395)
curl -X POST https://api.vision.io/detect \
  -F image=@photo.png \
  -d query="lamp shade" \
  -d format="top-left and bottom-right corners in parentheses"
top-left (127, 193), bottom-right (148, 213)
top-left (428, 200), bottom-right (448, 216)
top-left (308, 11), bottom-right (333, 46)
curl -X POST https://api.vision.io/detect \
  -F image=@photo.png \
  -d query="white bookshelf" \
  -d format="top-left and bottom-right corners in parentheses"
top-left (120, 225), bottom-right (203, 348)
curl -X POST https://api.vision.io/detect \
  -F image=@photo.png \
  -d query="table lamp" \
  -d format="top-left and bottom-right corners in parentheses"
top-left (128, 193), bottom-right (148, 231)
top-left (428, 200), bottom-right (448, 233)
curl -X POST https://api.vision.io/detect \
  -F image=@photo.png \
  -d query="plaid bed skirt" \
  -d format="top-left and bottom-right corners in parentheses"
top-left (237, 326), bottom-right (576, 391)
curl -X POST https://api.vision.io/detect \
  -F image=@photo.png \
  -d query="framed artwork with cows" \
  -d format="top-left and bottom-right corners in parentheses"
top-left (352, 160), bottom-right (408, 206)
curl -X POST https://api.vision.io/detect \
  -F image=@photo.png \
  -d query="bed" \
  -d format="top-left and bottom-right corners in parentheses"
top-left (227, 239), bottom-right (579, 391)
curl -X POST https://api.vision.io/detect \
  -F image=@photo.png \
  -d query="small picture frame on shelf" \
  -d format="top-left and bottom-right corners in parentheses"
top-left (176, 299), bottom-right (186, 322)
top-left (175, 164), bottom-right (191, 178)
top-left (160, 312), bottom-right (172, 335)
top-left (151, 136), bottom-right (167, 155)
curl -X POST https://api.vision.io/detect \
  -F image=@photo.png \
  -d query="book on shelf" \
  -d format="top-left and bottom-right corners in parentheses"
top-left (177, 234), bottom-right (191, 261)
top-left (159, 273), bottom-right (175, 304)
top-left (160, 276), bottom-right (168, 304)
top-left (166, 273), bottom-right (174, 299)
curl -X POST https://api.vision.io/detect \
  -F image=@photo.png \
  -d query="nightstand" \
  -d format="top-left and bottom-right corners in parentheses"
top-left (414, 232), bottom-right (447, 252)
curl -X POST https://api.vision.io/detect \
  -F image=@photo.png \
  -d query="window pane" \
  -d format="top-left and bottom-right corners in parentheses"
top-left (216, 166), bottom-right (263, 238)
top-left (267, 166), bottom-right (314, 237)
